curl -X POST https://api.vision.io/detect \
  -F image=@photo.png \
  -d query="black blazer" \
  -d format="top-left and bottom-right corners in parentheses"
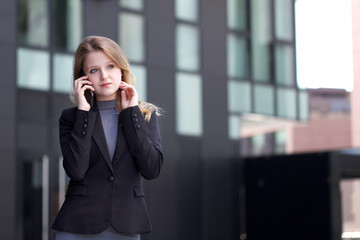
top-left (52, 104), bottom-right (163, 234)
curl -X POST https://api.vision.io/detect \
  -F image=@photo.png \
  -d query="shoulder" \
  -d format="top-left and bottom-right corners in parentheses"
top-left (60, 107), bottom-right (78, 119)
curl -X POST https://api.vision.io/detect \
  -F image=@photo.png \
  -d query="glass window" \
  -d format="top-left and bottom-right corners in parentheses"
top-left (229, 114), bottom-right (242, 140)
top-left (340, 179), bottom-right (360, 239)
top-left (254, 84), bottom-right (274, 115)
top-left (299, 90), bottom-right (309, 121)
top-left (118, 13), bottom-right (145, 62)
top-left (131, 64), bottom-right (147, 101)
top-left (227, 34), bottom-right (248, 78)
top-left (251, 0), bottom-right (271, 82)
top-left (274, 0), bottom-right (293, 41)
top-left (18, 0), bottom-right (48, 47)
top-left (176, 72), bottom-right (202, 136)
top-left (251, 134), bottom-right (266, 156)
top-left (228, 80), bottom-right (251, 113)
top-left (53, 0), bottom-right (82, 52)
top-left (227, 0), bottom-right (247, 31)
top-left (53, 53), bottom-right (73, 94)
top-left (17, 48), bottom-right (50, 91)
top-left (119, 0), bottom-right (143, 11)
top-left (22, 158), bottom-right (43, 240)
top-left (277, 88), bottom-right (296, 119)
top-left (176, 24), bottom-right (200, 72)
top-left (275, 131), bottom-right (286, 154)
top-left (175, 0), bottom-right (198, 22)
top-left (275, 45), bottom-right (295, 86)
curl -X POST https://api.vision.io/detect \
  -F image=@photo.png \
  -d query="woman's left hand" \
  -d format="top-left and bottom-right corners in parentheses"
top-left (119, 81), bottom-right (138, 109)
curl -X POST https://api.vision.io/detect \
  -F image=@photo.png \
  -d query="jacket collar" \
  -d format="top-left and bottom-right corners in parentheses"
top-left (90, 102), bottom-right (128, 174)
top-left (91, 102), bottom-right (114, 174)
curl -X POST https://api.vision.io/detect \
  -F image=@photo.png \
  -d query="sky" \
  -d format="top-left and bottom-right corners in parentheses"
top-left (295, 0), bottom-right (354, 91)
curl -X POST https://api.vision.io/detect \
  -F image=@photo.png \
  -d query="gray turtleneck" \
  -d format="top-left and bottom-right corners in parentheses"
top-left (97, 100), bottom-right (118, 160)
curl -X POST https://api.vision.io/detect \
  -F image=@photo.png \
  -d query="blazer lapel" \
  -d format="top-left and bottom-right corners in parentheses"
top-left (112, 117), bottom-right (128, 167)
top-left (91, 105), bottom-right (114, 174)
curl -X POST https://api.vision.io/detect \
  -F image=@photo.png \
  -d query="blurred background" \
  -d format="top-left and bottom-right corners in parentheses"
top-left (1, 0), bottom-right (359, 239)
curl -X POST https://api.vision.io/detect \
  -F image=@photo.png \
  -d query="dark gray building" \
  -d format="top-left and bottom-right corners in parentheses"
top-left (0, 0), bottom-right (306, 239)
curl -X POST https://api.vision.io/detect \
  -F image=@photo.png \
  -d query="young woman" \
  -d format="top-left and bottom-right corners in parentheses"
top-left (52, 36), bottom-right (163, 240)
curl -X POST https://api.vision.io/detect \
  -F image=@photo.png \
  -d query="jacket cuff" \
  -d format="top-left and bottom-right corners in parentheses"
top-left (74, 109), bottom-right (97, 137)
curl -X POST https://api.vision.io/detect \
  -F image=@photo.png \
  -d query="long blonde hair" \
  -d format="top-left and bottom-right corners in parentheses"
top-left (73, 36), bottom-right (160, 121)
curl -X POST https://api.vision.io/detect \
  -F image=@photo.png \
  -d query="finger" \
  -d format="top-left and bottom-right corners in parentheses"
top-left (119, 81), bottom-right (133, 89)
top-left (81, 85), bottom-right (95, 93)
top-left (121, 90), bottom-right (127, 101)
top-left (75, 80), bottom-right (92, 90)
top-left (74, 76), bottom-right (89, 85)
top-left (120, 84), bottom-right (136, 95)
top-left (75, 78), bottom-right (92, 85)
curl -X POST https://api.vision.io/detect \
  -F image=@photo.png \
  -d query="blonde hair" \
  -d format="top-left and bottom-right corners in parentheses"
top-left (73, 36), bottom-right (160, 121)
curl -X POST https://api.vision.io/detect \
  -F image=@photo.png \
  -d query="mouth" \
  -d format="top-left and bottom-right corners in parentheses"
top-left (100, 83), bottom-right (111, 87)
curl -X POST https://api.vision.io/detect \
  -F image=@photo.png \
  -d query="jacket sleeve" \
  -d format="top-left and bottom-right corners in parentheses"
top-left (59, 108), bottom-right (98, 181)
top-left (120, 106), bottom-right (164, 180)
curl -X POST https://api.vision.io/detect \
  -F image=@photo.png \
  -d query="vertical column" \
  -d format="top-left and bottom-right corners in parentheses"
top-left (0, 0), bottom-right (17, 239)
top-left (83, 0), bottom-right (118, 39)
top-left (146, 0), bottom-right (180, 239)
top-left (202, 0), bottom-right (238, 240)
top-left (351, 0), bottom-right (360, 147)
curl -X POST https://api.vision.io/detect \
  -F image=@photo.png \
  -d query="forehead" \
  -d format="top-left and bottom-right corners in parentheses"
top-left (84, 50), bottom-right (112, 67)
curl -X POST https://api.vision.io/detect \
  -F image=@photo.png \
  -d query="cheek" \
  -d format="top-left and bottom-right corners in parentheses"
top-left (87, 75), bottom-right (97, 83)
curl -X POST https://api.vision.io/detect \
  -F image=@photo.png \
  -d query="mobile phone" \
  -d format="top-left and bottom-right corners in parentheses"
top-left (80, 70), bottom-right (93, 106)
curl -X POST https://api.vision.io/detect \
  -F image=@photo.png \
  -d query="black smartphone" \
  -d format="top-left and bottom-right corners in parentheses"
top-left (80, 70), bottom-right (93, 106)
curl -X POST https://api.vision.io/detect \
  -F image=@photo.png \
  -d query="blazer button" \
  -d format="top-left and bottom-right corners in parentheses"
top-left (84, 123), bottom-right (88, 128)
top-left (136, 124), bottom-right (141, 129)
top-left (134, 113), bottom-right (138, 117)
top-left (82, 131), bottom-right (86, 135)
top-left (108, 176), bottom-right (114, 182)
top-left (84, 118), bottom-right (88, 123)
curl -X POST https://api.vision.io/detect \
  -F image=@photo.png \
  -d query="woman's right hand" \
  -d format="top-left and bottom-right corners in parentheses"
top-left (74, 76), bottom-right (95, 111)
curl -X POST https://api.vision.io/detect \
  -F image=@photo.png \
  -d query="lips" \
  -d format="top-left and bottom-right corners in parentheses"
top-left (100, 83), bottom-right (111, 87)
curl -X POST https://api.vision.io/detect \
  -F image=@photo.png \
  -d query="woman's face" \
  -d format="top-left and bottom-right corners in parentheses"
top-left (83, 50), bottom-right (122, 101)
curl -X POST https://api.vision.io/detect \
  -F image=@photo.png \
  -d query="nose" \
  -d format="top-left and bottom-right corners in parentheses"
top-left (100, 69), bottom-right (108, 80)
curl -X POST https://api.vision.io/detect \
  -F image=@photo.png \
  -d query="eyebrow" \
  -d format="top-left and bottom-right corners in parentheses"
top-left (85, 61), bottom-right (114, 71)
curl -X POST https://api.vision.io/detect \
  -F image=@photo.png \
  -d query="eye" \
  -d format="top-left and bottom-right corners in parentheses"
top-left (90, 69), bottom-right (97, 73)
top-left (108, 64), bottom-right (114, 69)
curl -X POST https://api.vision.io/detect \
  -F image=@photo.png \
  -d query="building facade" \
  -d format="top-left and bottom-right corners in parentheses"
top-left (240, 88), bottom-right (351, 156)
top-left (0, 0), bottom-right (306, 239)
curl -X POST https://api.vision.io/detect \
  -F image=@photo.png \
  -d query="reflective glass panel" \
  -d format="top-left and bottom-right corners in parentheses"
top-left (254, 84), bottom-right (274, 115)
top-left (299, 90), bottom-right (309, 121)
top-left (228, 80), bottom-right (251, 113)
top-left (275, 0), bottom-right (293, 41)
top-left (118, 13), bottom-right (145, 62)
top-left (251, 134), bottom-right (266, 156)
top-left (53, 53), bottom-right (73, 93)
top-left (275, 131), bottom-right (286, 154)
top-left (277, 88), bottom-right (296, 118)
top-left (176, 72), bottom-right (202, 136)
top-left (227, 0), bottom-right (247, 30)
top-left (176, 24), bottom-right (200, 71)
top-left (251, 0), bottom-right (271, 82)
top-left (229, 114), bottom-right (241, 140)
top-left (22, 158), bottom-right (43, 240)
top-left (17, 48), bottom-right (50, 91)
top-left (340, 179), bottom-right (360, 238)
top-left (227, 34), bottom-right (247, 78)
top-left (131, 64), bottom-right (147, 101)
top-left (175, 0), bottom-right (198, 22)
top-left (53, 0), bottom-right (82, 52)
top-left (275, 45), bottom-right (295, 86)
top-left (18, 0), bottom-right (48, 47)
top-left (119, 0), bottom-right (143, 10)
